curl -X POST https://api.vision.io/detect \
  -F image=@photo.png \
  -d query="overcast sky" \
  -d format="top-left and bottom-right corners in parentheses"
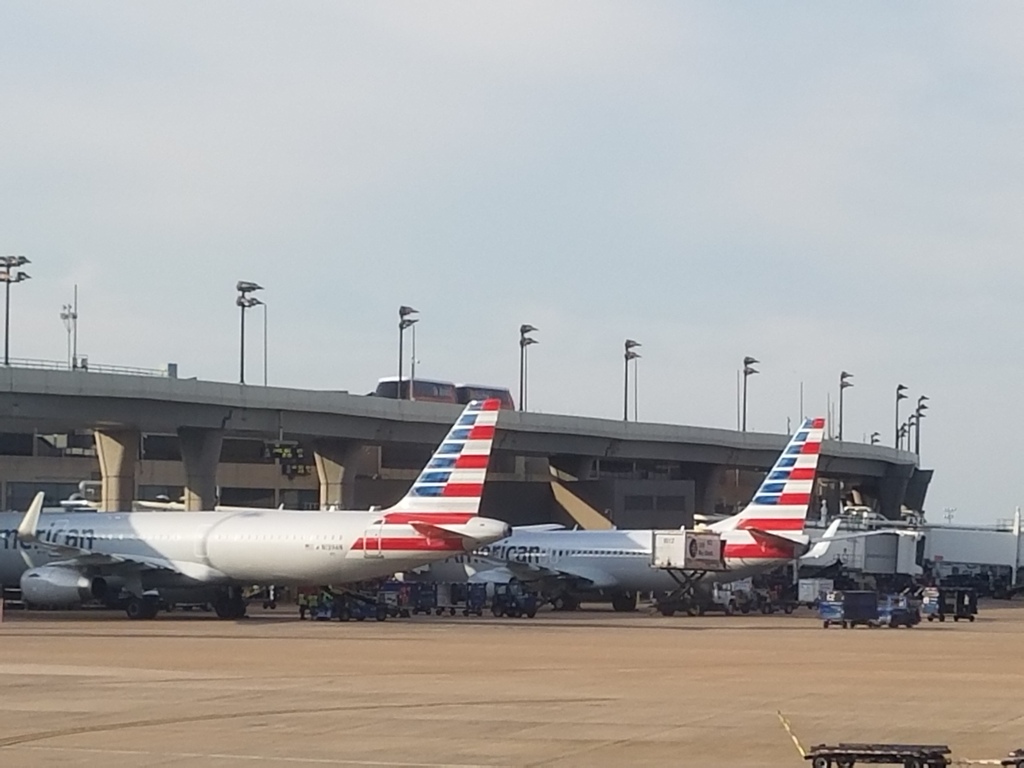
top-left (1, 3), bottom-right (1021, 523)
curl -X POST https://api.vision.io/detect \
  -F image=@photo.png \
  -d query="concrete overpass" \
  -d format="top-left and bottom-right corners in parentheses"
top-left (0, 368), bottom-right (926, 518)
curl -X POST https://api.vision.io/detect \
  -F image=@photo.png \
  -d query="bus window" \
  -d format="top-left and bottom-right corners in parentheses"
top-left (374, 377), bottom-right (457, 403)
top-left (455, 385), bottom-right (515, 410)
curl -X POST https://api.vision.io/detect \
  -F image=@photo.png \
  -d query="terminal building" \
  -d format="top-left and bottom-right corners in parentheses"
top-left (0, 368), bottom-right (930, 532)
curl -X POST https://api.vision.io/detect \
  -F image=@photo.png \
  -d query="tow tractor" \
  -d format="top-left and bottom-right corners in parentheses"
top-left (650, 530), bottom-right (727, 616)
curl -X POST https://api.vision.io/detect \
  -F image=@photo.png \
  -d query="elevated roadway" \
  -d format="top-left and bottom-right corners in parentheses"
top-left (0, 368), bottom-right (924, 515)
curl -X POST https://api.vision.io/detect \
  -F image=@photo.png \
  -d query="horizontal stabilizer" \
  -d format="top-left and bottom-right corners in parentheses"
top-left (410, 522), bottom-right (465, 540)
top-left (747, 528), bottom-right (802, 556)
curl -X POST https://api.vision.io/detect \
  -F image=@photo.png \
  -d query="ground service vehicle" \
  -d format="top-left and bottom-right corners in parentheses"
top-left (491, 583), bottom-right (538, 618)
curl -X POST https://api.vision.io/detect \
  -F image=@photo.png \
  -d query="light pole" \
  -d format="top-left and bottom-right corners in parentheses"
top-left (742, 356), bottom-right (759, 432)
top-left (914, 395), bottom-right (929, 456)
top-left (60, 291), bottom-right (79, 370)
top-left (519, 324), bottom-right (538, 411)
top-left (839, 371), bottom-right (853, 441)
top-left (623, 339), bottom-right (640, 421)
top-left (870, 431), bottom-right (880, 445)
top-left (236, 281), bottom-right (263, 384)
top-left (398, 305), bottom-right (418, 400)
top-left (261, 300), bottom-right (268, 386)
top-left (895, 384), bottom-right (908, 448)
top-left (1, 256), bottom-right (31, 367)
top-left (898, 421), bottom-right (909, 451)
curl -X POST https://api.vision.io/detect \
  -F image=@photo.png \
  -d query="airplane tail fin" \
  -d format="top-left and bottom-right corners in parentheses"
top-left (711, 417), bottom-right (826, 535)
top-left (383, 399), bottom-right (500, 523)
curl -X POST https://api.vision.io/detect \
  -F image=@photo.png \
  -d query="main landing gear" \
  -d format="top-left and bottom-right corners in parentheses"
top-left (213, 592), bottom-right (248, 620)
top-left (125, 596), bottom-right (160, 620)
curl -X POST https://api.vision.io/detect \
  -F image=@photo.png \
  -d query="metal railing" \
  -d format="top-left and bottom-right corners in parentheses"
top-left (5, 358), bottom-right (173, 378)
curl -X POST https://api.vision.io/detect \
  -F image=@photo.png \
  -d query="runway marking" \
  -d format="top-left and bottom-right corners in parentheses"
top-left (13, 744), bottom-right (492, 767)
top-left (0, 696), bottom-right (615, 749)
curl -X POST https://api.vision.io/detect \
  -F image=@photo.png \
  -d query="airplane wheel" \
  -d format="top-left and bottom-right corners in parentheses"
top-left (659, 605), bottom-right (676, 617)
top-left (812, 757), bottom-right (829, 768)
top-left (126, 598), bottom-right (158, 620)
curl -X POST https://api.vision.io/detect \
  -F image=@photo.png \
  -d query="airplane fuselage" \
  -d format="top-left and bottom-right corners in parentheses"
top-left (424, 528), bottom-right (805, 594)
top-left (1, 508), bottom-right (500, 589)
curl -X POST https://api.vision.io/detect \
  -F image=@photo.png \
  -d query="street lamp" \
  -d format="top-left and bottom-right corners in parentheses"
top-left (1, 256), bottom-right (31, 367)
top-left (870, 431), bottom-right (880, 445)
top-left (398, 305), bottom-right (418, 400)
top-left (914, 395), bottom-right (929, 456)
top-left (236, 281), bottom-right (263, 384)
top-left (838, 371), bottom-right (854, 441)
top-left (897, 421), bottom-right (909, 451)
top-left (895, 384), bottom-right (908, 448)
top-left (60, 285), bottom-right (79, 370)
top-left (260, 300), bottom-right (268, 386)
top-left (742, 356), bottom-right (759, 432)
top-left (519, 324), bottom-right (538, 412)
top-left (624, 339), bottom-right (641, 421)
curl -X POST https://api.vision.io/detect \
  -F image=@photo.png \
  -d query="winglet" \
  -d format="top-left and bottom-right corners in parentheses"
top-left (17, 492), bottom-right (45, 543)
top-left (803, 518), bottom-right (842, 560)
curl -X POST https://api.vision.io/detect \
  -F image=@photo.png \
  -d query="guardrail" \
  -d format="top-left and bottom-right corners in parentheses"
top-left (7, 358), bottom-right (174, 378)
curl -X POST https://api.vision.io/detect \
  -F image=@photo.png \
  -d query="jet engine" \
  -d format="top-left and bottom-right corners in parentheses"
top-left (20, 567), bottom-right (109, 607)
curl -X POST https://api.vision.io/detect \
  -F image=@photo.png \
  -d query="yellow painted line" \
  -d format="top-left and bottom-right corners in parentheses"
top-left (776, 711), bottom-right (806, 759)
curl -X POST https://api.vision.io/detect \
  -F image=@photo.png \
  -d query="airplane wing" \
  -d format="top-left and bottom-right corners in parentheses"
top-left (802, 523), bottom-right (922, 560)
top-left (472, 556), bottom-right (617, 590)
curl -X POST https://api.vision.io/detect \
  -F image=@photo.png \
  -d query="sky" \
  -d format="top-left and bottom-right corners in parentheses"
top-left (1, 3), bottom-right (1022, 523)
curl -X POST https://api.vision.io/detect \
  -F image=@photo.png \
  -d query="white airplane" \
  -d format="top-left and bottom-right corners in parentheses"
top-left (420, 417), bottom-right (872, 612)
top-left (1, 399), bottom-right (510, 619)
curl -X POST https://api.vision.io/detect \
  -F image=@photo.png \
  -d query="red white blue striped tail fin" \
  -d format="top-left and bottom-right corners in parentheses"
top-left (383, 399), bottom-right (500, 523)
top-left (711, 417), bottom-right (826, 535)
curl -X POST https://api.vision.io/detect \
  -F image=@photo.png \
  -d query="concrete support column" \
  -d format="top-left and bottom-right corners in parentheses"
top-left (313, 440), bottom-right (365, 510)
top-left (177, 427), bottom-right (223, 511)
top-left (694, 465), bottom-right (725, 518)
top-left (94, 429), bottom-right (140, 512)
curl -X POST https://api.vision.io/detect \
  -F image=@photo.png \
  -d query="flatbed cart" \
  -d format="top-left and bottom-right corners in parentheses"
top-left (804, 742), bottom-right (951, 767)
top-left (1001, 747), bottom-right (1024, 766)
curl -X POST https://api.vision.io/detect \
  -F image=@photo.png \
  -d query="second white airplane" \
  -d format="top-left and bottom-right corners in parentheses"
top-left (10, 399), bottom-right (509, 619)
top-left (420, 417), bottom-right (845, 612)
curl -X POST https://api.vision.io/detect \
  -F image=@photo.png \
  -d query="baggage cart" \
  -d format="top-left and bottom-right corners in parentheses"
top-left (923, 587), bottom-right (977, 623)
top-left (804, 742), bottom-right (951, 767)
top-left (410, 583), bottom-right (437, 615)
top-left (464, 583), bottom-right (486, 616)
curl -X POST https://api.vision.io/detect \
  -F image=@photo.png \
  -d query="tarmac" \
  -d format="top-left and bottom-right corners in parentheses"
top-left (1, 602), bottom-right (1023, 767)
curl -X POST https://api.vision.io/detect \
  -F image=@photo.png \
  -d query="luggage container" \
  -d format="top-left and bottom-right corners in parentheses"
top-left (799, 578), bottom-right (834, 607)
top-left (923, 587), bottom-right (977, 623)
top-left (463, 583), bottom-right (487, 616)
top-left (820, 590), bottom-right (882, 629)
top-left (843, 590), bottom-right (879, 628)
top-left (410, 582), bottom-right (437, 615)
